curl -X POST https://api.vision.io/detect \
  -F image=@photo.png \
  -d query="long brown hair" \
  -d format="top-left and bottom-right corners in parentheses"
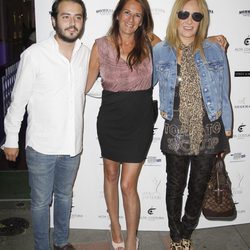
top-left (108, 0), bottom-right (154, 70)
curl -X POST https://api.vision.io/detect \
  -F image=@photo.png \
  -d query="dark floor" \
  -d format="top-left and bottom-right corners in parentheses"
top-left (0, 200), bottom-right (249, 250)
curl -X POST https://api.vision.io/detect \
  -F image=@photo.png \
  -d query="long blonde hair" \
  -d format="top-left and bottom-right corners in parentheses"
top-left (166, 0), bottom-right (209, 56)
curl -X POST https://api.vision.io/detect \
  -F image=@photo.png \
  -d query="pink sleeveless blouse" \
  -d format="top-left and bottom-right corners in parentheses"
top-left (95, 36), bottom-right (152, 92)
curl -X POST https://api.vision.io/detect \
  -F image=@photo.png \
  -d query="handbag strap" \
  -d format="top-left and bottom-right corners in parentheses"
top-left (214, 156), bottom-right (231, 196)
top-left (145, 35), bottom-right (154, 88)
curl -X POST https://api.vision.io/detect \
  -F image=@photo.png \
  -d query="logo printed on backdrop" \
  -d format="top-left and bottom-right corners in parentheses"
top-left (148, 207), bottom-right (156, 215)
top-left (238, 124), bottom-right (246, 133)
top-left (141, 178), bottom-right (162, 200)
top-left (233, 124), bottom-right (250, 139)
top-left (239, 10), bottom-right (250, 17)
top-left (98, 211), bottom-right (124, 221)
top-left (145, 156), bottom-right (161, 166)
top-left (234, 98), bottom-right (250, 109)
top-left (232, 174), bottom-right (244, 195)
top-left (234, 71), bottom-right (250, 77)
top-left (244, 37), bottom-right (250, 46)
top-left (71, 196), bottom-right (85, 220)
top-left (141, 207), bottom-right (164, 222)
top-left (96, 9), bottom-right (113, 15)
top-left (235, 36), bottom-right (250, 53)
top-left (151, 8), bottom-right (166, 16)
top-left (71, 213), bottom-right (84, 219)
top-left (237, 209), bottom-right (246, 215)
top-left (229, 152), bottom-right (246, 162)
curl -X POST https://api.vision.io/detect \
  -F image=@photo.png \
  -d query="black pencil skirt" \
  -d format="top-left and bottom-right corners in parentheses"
top-left (97, 88), bottom-right (154, 163)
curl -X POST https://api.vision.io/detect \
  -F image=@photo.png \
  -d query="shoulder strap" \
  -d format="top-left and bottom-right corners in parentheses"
top-left (145, 36), bottom-right (154, 88)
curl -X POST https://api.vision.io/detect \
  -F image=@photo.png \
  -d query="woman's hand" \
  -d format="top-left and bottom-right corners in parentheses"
top-left (225, 130), bottom-right (232, 137)
top-left (217, 131), bottom-right (232, 158)
top-left (208, 35), bottom-right (228, 51)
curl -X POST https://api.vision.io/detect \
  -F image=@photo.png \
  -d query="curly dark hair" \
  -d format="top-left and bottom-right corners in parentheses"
top-left (50, 0), bottom-right (87, 21)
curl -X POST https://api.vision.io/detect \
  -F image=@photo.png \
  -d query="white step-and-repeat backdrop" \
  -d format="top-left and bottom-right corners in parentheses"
top-left (34, 0), bottom-right (250, 230)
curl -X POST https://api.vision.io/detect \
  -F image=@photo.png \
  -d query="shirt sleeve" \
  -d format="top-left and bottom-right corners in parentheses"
top-left (4, 48), bottom-right (36, 148)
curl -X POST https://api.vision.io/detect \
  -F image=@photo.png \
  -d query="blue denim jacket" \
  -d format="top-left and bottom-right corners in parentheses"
top-left (153, 40), bottom-right (232, 132)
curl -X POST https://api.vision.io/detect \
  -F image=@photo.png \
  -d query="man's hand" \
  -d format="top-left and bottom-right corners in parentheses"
top-left (4, 147), bottom-right (19, 162)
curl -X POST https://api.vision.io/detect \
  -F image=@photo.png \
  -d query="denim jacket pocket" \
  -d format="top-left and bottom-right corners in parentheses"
top-left (206, 60), bottom-right (224, 84)
top-left (207, 60), bottom-right (223, 72)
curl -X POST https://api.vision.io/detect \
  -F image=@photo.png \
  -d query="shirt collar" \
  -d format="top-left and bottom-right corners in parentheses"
top-left (51, 34), bottom-right (83, 56)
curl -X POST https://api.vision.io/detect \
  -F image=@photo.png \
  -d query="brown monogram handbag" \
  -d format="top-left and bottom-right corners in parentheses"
top-left (202, 157), bottom-right (237, 221)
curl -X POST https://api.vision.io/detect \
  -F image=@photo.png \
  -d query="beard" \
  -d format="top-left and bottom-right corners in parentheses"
top-left (55, 24), bottom-right (84, 43)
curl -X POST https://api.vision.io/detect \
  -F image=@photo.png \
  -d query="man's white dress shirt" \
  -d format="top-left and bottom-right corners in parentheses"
top-left (4, 36), bottom-right (90, 156)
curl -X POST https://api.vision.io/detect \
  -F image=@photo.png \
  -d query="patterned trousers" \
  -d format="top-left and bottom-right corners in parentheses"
top-left (165, 153), bottom-right (216, 242)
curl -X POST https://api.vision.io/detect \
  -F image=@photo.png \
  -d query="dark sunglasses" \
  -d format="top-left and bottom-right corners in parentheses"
top-left (177, 11), bottom-right (204, 22)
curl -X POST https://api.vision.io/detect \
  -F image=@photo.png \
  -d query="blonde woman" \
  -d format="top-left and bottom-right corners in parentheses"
top-left (153, 0), bottom-right (232, 249)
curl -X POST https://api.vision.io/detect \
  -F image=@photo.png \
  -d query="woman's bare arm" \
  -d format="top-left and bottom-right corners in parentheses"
top-left (147, 33), bottom-right (162, 47)
top-left (85, 42), bottom-right (100, 94)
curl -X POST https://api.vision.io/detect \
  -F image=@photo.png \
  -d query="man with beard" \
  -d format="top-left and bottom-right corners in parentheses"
top-left (3, 1), bottom-right (89, 249)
